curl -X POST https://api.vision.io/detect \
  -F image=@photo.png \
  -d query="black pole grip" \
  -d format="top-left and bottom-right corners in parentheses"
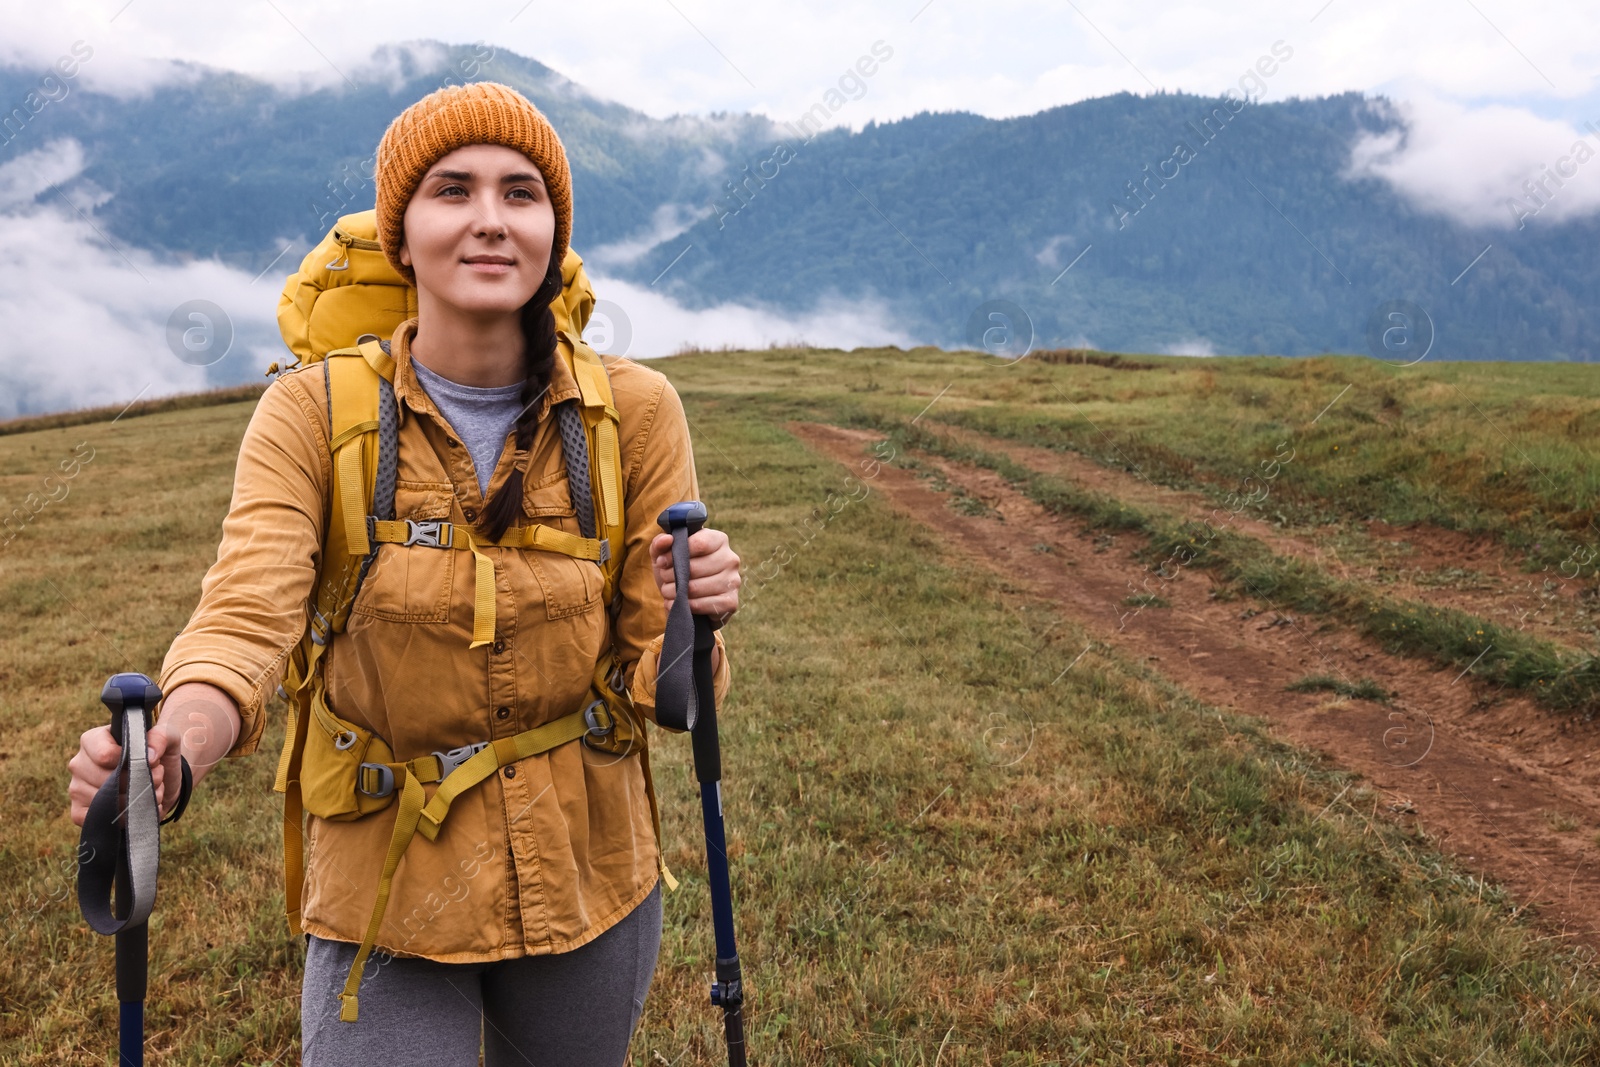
top-left (655, 502), bottom-right (709, 732)
top-left (689, 612), bottom-right (721, 783)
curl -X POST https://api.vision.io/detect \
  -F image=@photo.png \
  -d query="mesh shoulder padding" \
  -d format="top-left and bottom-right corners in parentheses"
top-left (350, 339), bottom-right (398, 600)
top-left (556, 399), bottom-right (596, 539)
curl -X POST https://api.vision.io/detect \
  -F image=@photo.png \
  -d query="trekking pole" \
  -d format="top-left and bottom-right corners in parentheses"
top-left (77, 673), bottom-right (192, 1067)
top-left (655, 501), bottom-right (747, 1067)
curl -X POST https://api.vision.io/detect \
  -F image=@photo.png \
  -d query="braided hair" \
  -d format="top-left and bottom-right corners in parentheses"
top-left (475, 258), bottom-right (565, 543)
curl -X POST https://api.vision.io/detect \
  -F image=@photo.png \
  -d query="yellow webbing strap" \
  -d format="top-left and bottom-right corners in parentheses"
top-left (567, 343), bottom-right (625, 604)
top-left (367, 519), bottom-right (603, 561)
top-left (499, 522), bottom-right (604, 558)
top-left (335, 439), bottom-right (371, 555)
top-left (335, 705), bottom-right (590, 1022)
top-left (326, 352), bottom-right (381, 559)
top-left (357, 337), bottom-right (395, 383)
top-left (595, 416), bottom-right (622, 529)
top-left (367, 520), bottom-right (605, 649)
top-left (640, 740), bottom-right (679, 892)
top-left (571, 356), bottom-right (623, 532)
top-left (279, 683), bottom-right (314, 936)
top-left (337, 772), bottom-right (425, 1023)
top-left (415, 709), bottom-right (591, 840)
top-left (275, 631), bottom-right (338, 937)
top-left (458, 527), bottom-right (498, 650)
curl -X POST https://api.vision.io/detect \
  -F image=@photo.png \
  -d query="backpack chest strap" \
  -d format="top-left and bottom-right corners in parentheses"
top-left (367, 517), bottom-right (607, 648)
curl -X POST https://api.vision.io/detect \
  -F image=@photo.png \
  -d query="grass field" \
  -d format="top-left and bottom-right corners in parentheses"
top-left (4, 346), bottom-right (1600, 1064)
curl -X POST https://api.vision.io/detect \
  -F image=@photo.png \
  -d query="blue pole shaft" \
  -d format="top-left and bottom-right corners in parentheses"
top-left (118, 1000), bottom-right (143, 1066)
top-left (114, 850), bottom-right (146, 1066)
top-left (699, 782), bottom-right (738, 958)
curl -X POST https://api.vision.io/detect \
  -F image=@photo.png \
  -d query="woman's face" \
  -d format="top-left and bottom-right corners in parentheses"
top-left (399, 142), bottom-right (556, 316)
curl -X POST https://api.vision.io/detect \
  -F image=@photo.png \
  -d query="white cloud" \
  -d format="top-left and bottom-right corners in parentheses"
top-left (0, 139), bottom-right (286, 418)
top-left (586, 203), bottom-right (706, 269)
top-left (0, 136), bottom-right (911, 415)
top-left (1345, 94), bottom-right (1600, 229)
top-left (581, 273), bottom-right (915, 358)
top-left (1033, 234), bottom-right (1078, 270)
top-left (1162, 338), bottom-right (1216, 357)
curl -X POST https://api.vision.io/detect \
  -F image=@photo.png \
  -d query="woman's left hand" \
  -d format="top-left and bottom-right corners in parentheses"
top-left (649, 527), bottom-right (741, 626)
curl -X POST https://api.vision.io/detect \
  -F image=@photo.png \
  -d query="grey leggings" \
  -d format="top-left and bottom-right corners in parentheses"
top-left (301, 882), bottom-right (662, 1066)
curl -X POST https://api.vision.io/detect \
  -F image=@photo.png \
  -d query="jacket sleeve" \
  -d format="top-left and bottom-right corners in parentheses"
top-left (155, 375), bottom-right (329, 758)
top-left (614, 373), bottom-right (730, 727)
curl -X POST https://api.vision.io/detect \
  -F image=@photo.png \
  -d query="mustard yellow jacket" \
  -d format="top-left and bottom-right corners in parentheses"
top-left (156, 316), bottom-right (729, 962)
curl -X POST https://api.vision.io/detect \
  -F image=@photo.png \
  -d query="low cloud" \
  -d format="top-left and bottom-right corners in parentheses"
top-left (0, 137), bottom-right (915, 418)
top-left (0, 139), bottom-right (286, 418)
top-left (1161, 337), bottom-right (1216, 357)
top-left (1033, 233), bottom-right (1079, 270)
top-left (586, 203), bottom-right (705, 268)
top-left (1346, 95), bottom-right (1600, 230)
top-left (581, 273), bottom-right (916, 357)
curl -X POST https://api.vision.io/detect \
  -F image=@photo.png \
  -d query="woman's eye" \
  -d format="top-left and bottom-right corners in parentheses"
top-left (510, 187), bottom-right (537, 200)
top-left (440, 184), bottom-right (466, 197)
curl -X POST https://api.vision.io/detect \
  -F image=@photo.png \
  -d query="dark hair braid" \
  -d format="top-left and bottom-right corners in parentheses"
top-left (476, 260), bottom-right (565, 543)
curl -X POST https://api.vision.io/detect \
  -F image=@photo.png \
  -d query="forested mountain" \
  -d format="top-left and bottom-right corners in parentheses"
top-left (1, 40), bottom-right (1591, 359)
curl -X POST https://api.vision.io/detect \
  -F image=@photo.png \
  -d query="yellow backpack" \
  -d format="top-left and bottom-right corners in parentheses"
top-left (270, 209), bottom-right (676, 1023)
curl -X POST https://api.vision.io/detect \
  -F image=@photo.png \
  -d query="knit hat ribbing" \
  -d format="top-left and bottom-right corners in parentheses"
top-left (374, 81), bottom-right (572, 288)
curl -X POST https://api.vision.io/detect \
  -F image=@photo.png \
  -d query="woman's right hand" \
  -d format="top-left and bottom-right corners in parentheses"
top-left (67, 681), bottom-right (241, 827)
top-left (67, 719), bottom-right (186, 828)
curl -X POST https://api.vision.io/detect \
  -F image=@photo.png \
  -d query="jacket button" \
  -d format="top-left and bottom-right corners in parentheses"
top-left (496, 706), bottom-right (510, 720)
top-left (463, 507), bottom-right (477, 522)
top-left (493, 639), bottom-right (506, 654)
top-left (504, 766), bottom-right (516, 779)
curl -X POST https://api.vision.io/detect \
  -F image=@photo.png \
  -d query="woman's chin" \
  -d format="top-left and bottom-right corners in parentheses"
top-left (434, 288), bottom-right (538, 319)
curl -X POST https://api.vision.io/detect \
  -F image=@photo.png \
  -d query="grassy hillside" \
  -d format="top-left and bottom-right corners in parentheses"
top-left (4, 348), bottom-right (1600, 1064)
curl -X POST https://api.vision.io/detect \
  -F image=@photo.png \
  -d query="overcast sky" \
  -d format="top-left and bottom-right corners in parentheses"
top-left (0, 1), bottom-right (1597, 408)
top-left (0, 1), bottom-right (1594, 125)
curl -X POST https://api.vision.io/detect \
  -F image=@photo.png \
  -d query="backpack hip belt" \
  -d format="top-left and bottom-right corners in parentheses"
top-left (302, 684), bottom-right (644, 1023)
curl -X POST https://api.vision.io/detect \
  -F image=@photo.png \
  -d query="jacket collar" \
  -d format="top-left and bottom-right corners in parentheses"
top-left (388, 316), bottom-right (582, 426)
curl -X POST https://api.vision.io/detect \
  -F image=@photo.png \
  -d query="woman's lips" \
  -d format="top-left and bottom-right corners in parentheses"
top-left (463, 260), bottom-right (514, 274)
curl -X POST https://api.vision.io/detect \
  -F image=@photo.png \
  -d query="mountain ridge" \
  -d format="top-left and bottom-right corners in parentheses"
top-left (1, 40), bottom-right (1592, 361)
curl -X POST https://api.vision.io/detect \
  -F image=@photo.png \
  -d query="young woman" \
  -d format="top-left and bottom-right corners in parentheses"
top-left (67, 81), bottom-right (740, 1065)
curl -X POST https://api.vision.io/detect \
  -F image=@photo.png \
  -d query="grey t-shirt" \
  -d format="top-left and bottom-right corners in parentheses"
top-left (410, 356), bottom-right (527, 496)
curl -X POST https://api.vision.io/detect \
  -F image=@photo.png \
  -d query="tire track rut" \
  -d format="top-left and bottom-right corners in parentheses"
top-left (793, 420), bottom-right (1600, 950)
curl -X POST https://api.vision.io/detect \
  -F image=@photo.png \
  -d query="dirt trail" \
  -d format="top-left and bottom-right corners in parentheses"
top-left (926, 421), bottom-right (1599, 654)
top-left (792, 421), bottom-right (1600, 950)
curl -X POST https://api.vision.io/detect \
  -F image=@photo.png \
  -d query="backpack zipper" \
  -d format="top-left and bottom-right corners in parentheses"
top-left (325, 227), bottom-right (383, 271)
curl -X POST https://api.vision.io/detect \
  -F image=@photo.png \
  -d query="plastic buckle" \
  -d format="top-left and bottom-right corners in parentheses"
top-left (432, 741), bottom-right (489, 780)
top-left (309, 608), bottom-right (333, 647)
top-left (405, 519), bottom-right (451, 548)
top-left (356, 762), bottom-right (394, 799)
top-left (581, 699), bottom-right (623, 753)
top-left (583, 699), bottom-right (615, 738)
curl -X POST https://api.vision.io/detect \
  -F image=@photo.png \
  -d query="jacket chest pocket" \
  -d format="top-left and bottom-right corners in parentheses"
top-left (517, 468), bottom-right (604, 620)
top-left (350, 481), bottom-right (456, 623)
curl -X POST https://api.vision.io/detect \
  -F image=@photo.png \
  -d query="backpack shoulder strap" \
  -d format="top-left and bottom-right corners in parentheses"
top-left (273, 335), bottom-right (396, 935)
top-left (559, 331), bottom-right (625, 609)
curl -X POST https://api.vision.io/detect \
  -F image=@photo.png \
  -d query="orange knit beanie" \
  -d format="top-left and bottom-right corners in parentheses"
top-left (373, 81), bottom-right (572, 288)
